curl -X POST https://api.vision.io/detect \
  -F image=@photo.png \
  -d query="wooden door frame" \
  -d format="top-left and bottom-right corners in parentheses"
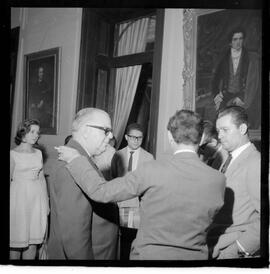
top-left (76, 8), bottom-right (164, 156)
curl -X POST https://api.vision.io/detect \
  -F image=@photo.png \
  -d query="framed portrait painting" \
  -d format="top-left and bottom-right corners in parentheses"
top-left (24, 47), bottom-right (60, 135)
top-left (183, 9), bottom-right (261, 140)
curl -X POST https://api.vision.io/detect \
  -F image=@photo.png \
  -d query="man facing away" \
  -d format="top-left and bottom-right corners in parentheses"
top-left (47, 108), bottom-right (119, 259)
top-left (208, 106), bottom-right (260, 259)
top-left (111, 123), bottom-right (154, 260)
top-left (56, 109), bottom-right (226, 260)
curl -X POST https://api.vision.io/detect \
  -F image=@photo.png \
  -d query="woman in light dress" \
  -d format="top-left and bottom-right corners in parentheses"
top-left (10, 119), bottom-right (49, 259)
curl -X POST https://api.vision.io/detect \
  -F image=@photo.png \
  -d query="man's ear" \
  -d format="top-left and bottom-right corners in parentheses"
top-left (125, 134), bottom-right (128, 141)
top-left (81, 125), bottom-right (89, 139)
top-left (239, 123), bottom-right (248, 135)
top-left (167, 130), bottom-right (174, 144)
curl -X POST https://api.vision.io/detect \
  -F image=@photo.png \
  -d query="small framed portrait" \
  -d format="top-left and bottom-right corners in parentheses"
top-left (183, 9), bottom-right (261, 140)
top-left (23, 47), bottom-right (60, 135)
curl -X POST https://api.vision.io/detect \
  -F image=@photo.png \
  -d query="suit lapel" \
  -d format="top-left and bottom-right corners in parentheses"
top-left (226, 144), bottom-right (256, 177)
top-left (137, 148), bottom-right (143, 165)
top-left (121, 147), bottom-right (128, 170)
top-left (68, 139), bottom-right (104, 178)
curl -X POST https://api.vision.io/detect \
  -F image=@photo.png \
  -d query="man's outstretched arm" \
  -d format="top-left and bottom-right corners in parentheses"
top-left (66, 155), bottom-right (143, 203)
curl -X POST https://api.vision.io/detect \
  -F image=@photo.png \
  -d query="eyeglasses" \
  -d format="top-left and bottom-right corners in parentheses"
top-left (86, 125), bottom-right (113, 136)
top-left (127, 135), bottom-right (143, 142)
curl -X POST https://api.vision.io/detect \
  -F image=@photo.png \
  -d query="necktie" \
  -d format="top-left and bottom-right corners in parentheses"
top-left (220, 153), bottom-right (232, 173)
top-left (128, 151), bottom-right (134, 172)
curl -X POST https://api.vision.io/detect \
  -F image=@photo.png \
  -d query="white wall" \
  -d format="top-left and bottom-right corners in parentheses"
top-left (156, 9), bottom-right (185, 159)
top-left (11, 8), bottom-right (82, 172)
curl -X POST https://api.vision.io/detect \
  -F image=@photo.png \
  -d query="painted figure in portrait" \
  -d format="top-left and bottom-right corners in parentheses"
top-left (29, 65), bottom-right (53, 129)
top-left (196, 10), bottom-right (261, 130)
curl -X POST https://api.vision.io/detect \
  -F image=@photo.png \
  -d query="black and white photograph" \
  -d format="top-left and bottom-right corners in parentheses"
top-left (6, 1), bottom-right (269, 270)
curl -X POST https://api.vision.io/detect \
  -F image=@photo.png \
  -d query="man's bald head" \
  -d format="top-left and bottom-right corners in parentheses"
top-left (72, 108), bottom-right (110, 133)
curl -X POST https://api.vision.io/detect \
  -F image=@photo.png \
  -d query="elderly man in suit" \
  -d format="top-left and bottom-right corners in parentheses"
top-left (47, 108), bottom-right (119, 259)
top-left (56, 109), bottom-right (226, 260)
top-left (208, 106), bottom-right (260, 259)
top-left (111, 123), bottom-right (154, 260)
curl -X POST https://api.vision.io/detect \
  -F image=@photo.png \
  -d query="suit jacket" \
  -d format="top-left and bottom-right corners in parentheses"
top-left (212, 49), bottom-right (261, 128)
top-left (111, 146), bottom-right (154, 178)
top-left (111, 146), bottom-right (154, 208)
top-left (212, 47), bottom-right (249, 100)
top-left (47, 140), bottom-right (119, 260)
top-left (66, 152), bottom-right (225, 260)
top-left (209, 143), bottom-right (260, 255)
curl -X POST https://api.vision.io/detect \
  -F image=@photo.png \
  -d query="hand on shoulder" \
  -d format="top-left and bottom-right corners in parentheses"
top-left (55, 146), bottom-right (81, 163)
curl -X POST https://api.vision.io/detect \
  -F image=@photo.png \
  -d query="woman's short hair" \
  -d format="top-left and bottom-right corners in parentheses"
top-left (167, 110), bottom-right (203, 145)
top-left (15, 119), bottom-right (40, 145)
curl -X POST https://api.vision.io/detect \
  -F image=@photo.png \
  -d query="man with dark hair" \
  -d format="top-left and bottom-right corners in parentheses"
top-left (212, 27), bottom-right (261, 128)
top-left (111, 123), bottom-right (154, 260)
top-left (56, 109), bottom-right (225, 260)
top-left (208, 105), bottom-right (260, 259)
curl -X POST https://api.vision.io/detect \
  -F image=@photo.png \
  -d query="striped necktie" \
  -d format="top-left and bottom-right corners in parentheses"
top-left (220, 153), bottom-right (232, 173)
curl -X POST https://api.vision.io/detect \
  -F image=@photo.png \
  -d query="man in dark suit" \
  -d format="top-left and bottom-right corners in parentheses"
top-left (47, 108), bottom-right (119, 259)
top-left (57, 109), bottom-right (226, 260)
top-left (208, 106), bottom-right (260, 259)
top-left (111, 123), bottom-right (154, 260)
top-left (212, 27), bottom-right (261, 129)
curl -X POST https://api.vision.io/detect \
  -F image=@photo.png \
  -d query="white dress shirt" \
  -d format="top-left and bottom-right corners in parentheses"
top-left (231, 48), bottom-right (242, 75)
top-left (127, 147), bottom-right (141, 171)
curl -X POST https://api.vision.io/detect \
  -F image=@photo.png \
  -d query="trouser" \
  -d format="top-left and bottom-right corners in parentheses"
top-left (119, 226), bottom-right (137, 260)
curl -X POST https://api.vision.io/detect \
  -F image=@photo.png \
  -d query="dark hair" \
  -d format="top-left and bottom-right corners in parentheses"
top-left (228, 27), bottom-right (246, 42)
top-left (218, 106), bottom-right (248, 128)
top-left (167, 110), bottom-right (203, 145)
top-left (126, 123), bottom-right (143, 135)
top-left (15, 119), bottom-right (40, 145)
top-left (202, 120), bottom-right (218, 144)
top-left (64, 135), bottom-right (72, 145)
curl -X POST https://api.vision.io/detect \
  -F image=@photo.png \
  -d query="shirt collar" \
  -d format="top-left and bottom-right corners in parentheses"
top-left (231, 48), bottom-right (242, 58)
top-left (127, 146), bottom-right (140, 155)
top-left (174, 149), bottom-right (196, 155)
top-left (231, 142), bottom-right (251, 161)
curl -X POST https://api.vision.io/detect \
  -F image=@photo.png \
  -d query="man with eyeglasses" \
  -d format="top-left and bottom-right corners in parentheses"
top-left (111, 123), bottom-right (154, 260)
top-left (47, 108), bottom-right (119, 260)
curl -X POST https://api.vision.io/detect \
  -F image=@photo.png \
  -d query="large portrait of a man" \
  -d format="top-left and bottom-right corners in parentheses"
top-left (195, 9), bottom-right (261, 131)
top-left (24, 47), bottom-right (60, 134)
